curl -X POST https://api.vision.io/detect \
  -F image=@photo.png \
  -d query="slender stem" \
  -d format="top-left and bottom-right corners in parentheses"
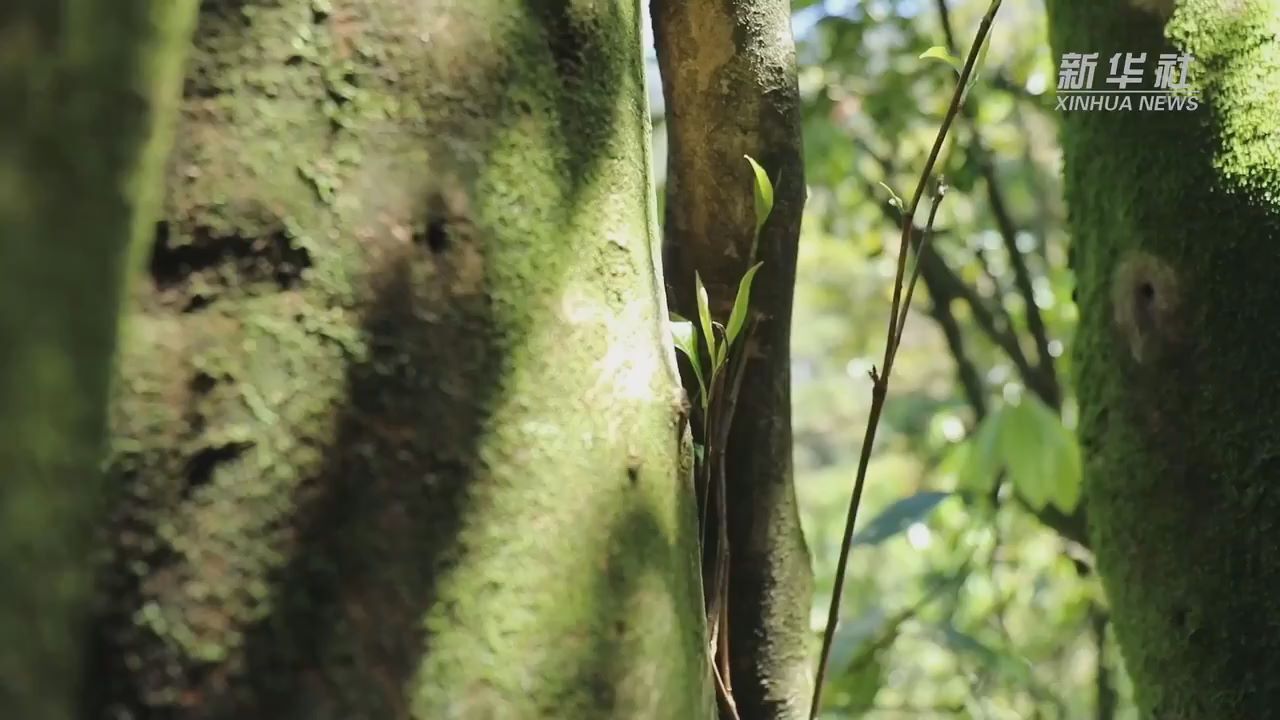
top-left (928, 294), bottom-right (987, 418)
top-left (857, 170), bottom-right (1089, 544)
top-left (859, 170), bottom-right (1038, 387)
top-left (808, 2), bottom-right (1003, 716)
top-left (934, 0), bottom-right (1060, 408)
top-left (892, 187), bottom-right (947, 360)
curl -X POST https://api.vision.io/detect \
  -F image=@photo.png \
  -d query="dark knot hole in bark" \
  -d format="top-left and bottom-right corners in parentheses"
top-left (182, 441), bottom-right (252, 497)
top-left (1134, 281), bottom-right (1157, 327)
top-left (1112, 251), bottom-right (1181, 364)
top-left (189, 371), bottom-right (217, 396)
top-left (417, 217), bottom-right (450, 254)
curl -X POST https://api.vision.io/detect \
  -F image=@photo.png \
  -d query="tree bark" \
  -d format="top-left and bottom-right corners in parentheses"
top-left (85, 1), bottom-right (711, 717)
top-left (1048, 0), bottom-right (1280, 716)
top-left (0, 3), bottom-right (197, 717)
top-left (652, 1), bottom-right (813, 717)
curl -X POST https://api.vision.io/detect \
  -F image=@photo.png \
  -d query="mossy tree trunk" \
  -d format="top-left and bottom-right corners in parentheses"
top-left (1048, 1), bottom-right (1280, 716)
top-left (85, 0), bottom-right (712, 717)
top-left (0, 3), bottom-right (197, 717)
top-left (652, 1), bottom-right (813, 717)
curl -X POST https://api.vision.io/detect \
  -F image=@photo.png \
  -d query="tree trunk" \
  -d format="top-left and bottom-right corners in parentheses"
top-left (652, 1), bottom-right (813, 717)
top-left (1048, 1), bottom-right (1280, 716)
top-left (85, 1), bottom-right (711, 717)
top-left (0, 3), bottom-right (196, 717)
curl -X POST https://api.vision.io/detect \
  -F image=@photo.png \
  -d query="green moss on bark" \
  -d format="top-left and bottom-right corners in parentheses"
top-left (88, 0), bottom-right (711, 717)
top-left (0, 3), bottom-right (197, 717)
top-left (1048, 1), bottom-right (1280, 716)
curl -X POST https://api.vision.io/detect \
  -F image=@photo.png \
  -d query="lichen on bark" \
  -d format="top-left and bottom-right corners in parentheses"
top-left (86, 1), bottom-right (711, 717)
top-left (1047, 0), bottom-right (1280, 716)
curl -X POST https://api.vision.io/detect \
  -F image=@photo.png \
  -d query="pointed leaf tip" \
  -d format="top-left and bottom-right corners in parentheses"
top-left (745, 155), bottom-right (775, 235)
top-left (920, 45), bottom-right (963, 75)
top-left (852, 491), bottom-right (953, 546)
top-left (695, 272), bottom-right (716, 373)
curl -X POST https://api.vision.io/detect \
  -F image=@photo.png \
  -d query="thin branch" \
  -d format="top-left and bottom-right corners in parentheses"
top-left (860, 173), bottom-right (1038, 389)
top-left (928, 295), bottom-right (988, 418)
top-left (809, 5), bottom-right (1003, 714)
top-left (933, 0), bottom-right (961, 55)
top-left (921, 245), bottom-right (1035, 383)
top-left (893, 185), bottom-right (948, 359)
top-left (886, 181), bottom-right (989, 419)
top-left (934, 0), bottom-right (1060, 409)
top-left (930, 0), bottom-right (1055, 115)
top-left (1013, 104), bottom-right (1058, 251)
top-left (985, 162), bottom-right (1060, 406)
top-left (858, 174), bottom-right (1089, 546)
top-left (932, 0), bottom-right (1088, 550)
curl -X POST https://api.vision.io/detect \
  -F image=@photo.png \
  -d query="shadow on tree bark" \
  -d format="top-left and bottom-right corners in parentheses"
top-left (78, 0), bottom-right (710, 717)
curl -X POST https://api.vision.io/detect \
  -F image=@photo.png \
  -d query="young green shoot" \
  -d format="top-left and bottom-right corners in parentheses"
top-left (668, 153), bottom-right (776, 720)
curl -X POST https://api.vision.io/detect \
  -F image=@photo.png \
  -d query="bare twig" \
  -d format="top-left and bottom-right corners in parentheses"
top-left (986, 163), bottom-right (1060, 406)
top-left (929, 295), bottom-right (988, 418)
top-left (893, 183), bottom-right (947, 358)
top-left (858, 160), bottom-right (1039, 395)
top-left (857, 172), bottom-right (1090, 545)
top-left (931, 0), bottom-right (1090, 549)
top-left (934, 0), bottom-right (1060, 409)
top-left (808, 4), bottom-right (1003, 715)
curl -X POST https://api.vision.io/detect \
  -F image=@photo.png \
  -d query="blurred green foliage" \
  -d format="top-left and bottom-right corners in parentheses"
top-left (649, 0), bottom-right (1137, 716)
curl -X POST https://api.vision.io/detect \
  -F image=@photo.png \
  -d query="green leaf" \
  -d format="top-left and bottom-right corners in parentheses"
top-left (968, 32), bottom-right (993, 89)
top-left (694, 272), bottom-right (716, 376)
top-left (959, 32), bottom-right (995, 103)
top-left (670, 312), bottom-right (694, 348)
top-left (919, 45), bottom-right (963, 75)
top-left (726, 262), bottom-right (763, 348)
top-left (1052, 429), bottom-right (1083, 513)
top-left (960, 408), bottom-right (1004, 495)
top-left (833, 653), bottom-right (883, 715)
top-left (669, 314), bottom-right (707, 408)
top-left (998, 395), bottom-right (1082, 512)
top-left (744, 155), bottom-right (774, 235)
top-left (955, 396), bottom-right (1082, 513)
top-left (1032, 397), bottom-right (1083, 513)
top-left (852, 491), bottom-right (952, 546)
top-left (826, 607), bottom-right (888, 714)
top-left (877, 181), bottom-right (903, 211)
top-left (938, 623), bottom-right (1034, 687)
top-left (1001, 400), bottom-right (1053, 510)
top-left (827, 606), bottom-right (887, 676)
top-left (827, 601), bottom-right (925, 713)
top-left (936, 438), bottom-right (971, 482)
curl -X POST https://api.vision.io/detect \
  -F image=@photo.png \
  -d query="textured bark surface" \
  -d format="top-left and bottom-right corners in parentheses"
top-left (86, 1), bottom-right (711, 717)
top-left (0, 3), bottom-right (197, 717)
top-left (1048, 1), bottom-right (1280, 716)
top-left (652, 1), bottom-right (813, 717)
